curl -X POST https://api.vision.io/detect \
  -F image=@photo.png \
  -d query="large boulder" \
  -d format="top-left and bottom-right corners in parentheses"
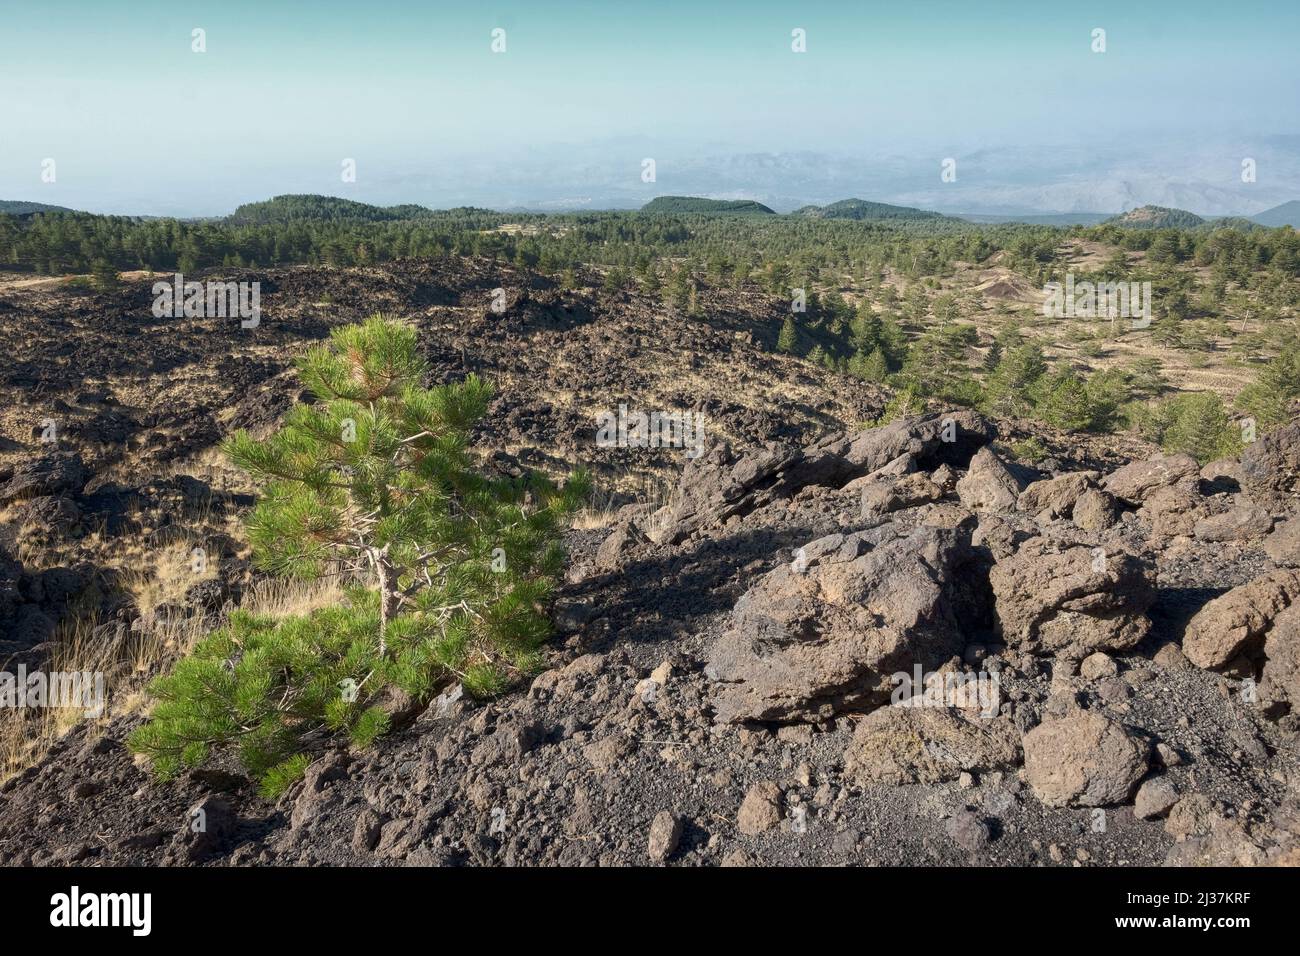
top-left (955, 447), bottom-right (1021, 513)
top-left (843, 706), bottom-right (1020, 786)
top-left (819, 410), bottom-right (995, 475)
top-left (1182, 569), bottom-right (1300, 669)
top-left (1073, 488), bottom-right (1120, 531)
top-left (648, 412), bottom-right (993, 545)
top-left (1022, 711), bottom-right (1150, 808)
top-left (1018, 471), bottom-right (1097, 518)
top-left (1241, 419), bottom-right (1300, 508)
top-left (1137, 482), bottom-right (1206, 540)
top-left (1103, 453), bottom-right (1199, 505)
top-left (706, 524), bottom-right (982, 724)
top-left (1258, 607), bottom-right (1300, 716)
top-left (1193, 504), bottom-right (1273, 543)
top-left (988, 538), bottom-right (1155, 657)
top-left (1182, 570), bottom-right (1300, 715)
top-left (644, 441), bottom-right (804, 545)
top-left (1264, 519), bottom-right (1300, 567)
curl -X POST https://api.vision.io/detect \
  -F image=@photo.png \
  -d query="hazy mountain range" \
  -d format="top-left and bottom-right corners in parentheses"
top-left (299, 137), bottom-right (1300, 218)
top-left (5, 194), bottom-right (1298, 230)
top-left (7, 135), bottom-right (1300, 222)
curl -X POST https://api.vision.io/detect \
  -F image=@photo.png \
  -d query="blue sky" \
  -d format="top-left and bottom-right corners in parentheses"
top-left (2, 0), bottom-right (1298, 214)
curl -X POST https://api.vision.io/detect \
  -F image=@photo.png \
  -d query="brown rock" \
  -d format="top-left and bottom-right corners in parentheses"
top-left (988, 538), bottom-right (1155, 657)
top-left (1079, 652), bottom-right (1118, 680)
top-left (843, 706), bottom-right (1020, 786)
top-left (1165, 794), bottom-right (1217, 840)
top-left (1263, 519), bottom-right (1300, 567)
top-left (737, 782), bottom-right (783, 835)
top-left (352, 808), bottom-right (383, 852)
top-left (650, 412), bottom-right (993, 546)
top-left (1103, 453), bottom-right (1200, 505)
top-left (593, 521), bottom-right (649, 571)
top-left (930, 463), bottom-right (959, 492)
top-left (842, 453), bottom-right (916, 494)
top-left (944, 808), bottom-right (991, 854)
top-left (1182, 569), bottom-right (1300, 669)
top-left (1134, 777), bottom-right (1179, 819)
top-left (1165, 796), bottom-right (1300, 866)
top-left (918, 503), bottom-right (976, 529)
top-left (1258, 604), bottom-right (1300, 715)
top-left (173, 796), bottom-right (238, 862)
top-left (1072, 488), bottom-right (1120, 531)
top-left (721, 847), bottom-right (754, 866)
top-left (1153, 642), bottom-right (1192, 671)
top-left (1023, 711), bottom-right (1149, 808)
top-left (833, 410), bottom-right (996, 473)
top-left (861, 472), bottom-right (944, 517)
top-left (1018, 472), bottom-right (1097, 518)
top-left (706, 524), bottom-right (977, 723)
top-left (583, 734), bottom-right (633, 773)
top-left (972, 513), bottom-right (1037, 561)
top-left (955, 447), bottom-right (1021, 513)
top-left (1240, 419), bottom-right (1300, 508)
top-left (1194, 505), bottom-right (1273, 542)
top-left (1138, 482), bottom-right (1205, 540)
top-left (647, 810), bottom-right (685, 862)
top-left (1201, 457), bottom-right (1244, 486)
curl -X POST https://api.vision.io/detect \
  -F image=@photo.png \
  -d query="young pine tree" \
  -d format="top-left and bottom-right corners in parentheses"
top-left (129, 315), bottom-right (589, 794)
top-left (90, 257), bottom-right (120, 293)
top-left (1161, 392), bottom-right (1241, 464)
top-left (1034, 369), bottom-right (1095, 432)
top-left (667, 268), bottom-right (691, 312)
top-left (861, 347), bottom-right (889, 383)
top-left (850, 301), bottom-right (882, 354)
top-left (777, 315), bottom-right (799, 354)
top-left (228, 314), bottom-right (587, 652)
top-left (983, 342), bottom-right (1047, 419)
top-left (1237, 346), bottom-right (1300, 428)
top-left (849, 347), bottom-right (889, 384)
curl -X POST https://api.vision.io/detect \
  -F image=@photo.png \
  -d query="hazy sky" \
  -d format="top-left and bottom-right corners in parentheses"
top-left (3, 0), bottom-right (1298, 215)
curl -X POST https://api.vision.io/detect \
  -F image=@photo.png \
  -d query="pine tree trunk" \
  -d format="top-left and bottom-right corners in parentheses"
top-left (370, 546), bottom-right (401, 656)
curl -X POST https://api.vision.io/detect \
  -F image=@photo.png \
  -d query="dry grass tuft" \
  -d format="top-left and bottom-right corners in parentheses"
top-left (0, 574), bottom-right (346, 784)
top-left (572, 470), bottom-right (674, 530)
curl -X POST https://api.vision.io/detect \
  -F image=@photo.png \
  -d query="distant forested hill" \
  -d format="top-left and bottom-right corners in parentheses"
top-left (1104, 205), bottom-right (1206, 229)
top-left (228, 194), bottom-right (437, 224)
top-left (794, 198), bottom-right (947, 221)
top-left (1205, 216), bottom-right (1265, 231)
top-left (640, 196), bottom-right (775, 215)
top-left (0, 200), bottom-right (77, 215)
